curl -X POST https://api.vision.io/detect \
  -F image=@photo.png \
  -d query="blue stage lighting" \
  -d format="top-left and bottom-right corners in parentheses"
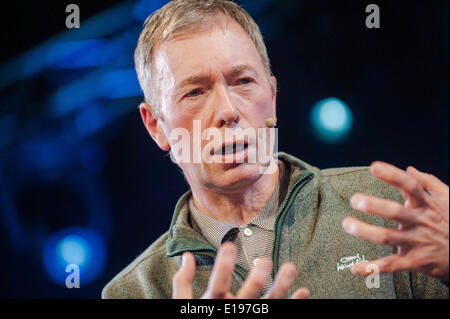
top-left (46, 39), bottom-right (121, 69)
top-left (98, 68), bottom-right (142, 99)
top-left (21, 136), bottom-right (67, 171)
top-left (50, 74), bottom-right (101, 117)
top-left (0, 1), bottom-right (135, 89)
top-left (75, 103), bottom-right (107, 136)
top-left (310, 97), bottom-right (353, 143)
top-left (42, 227), bottom-right (106, 286)
top-left (59, 235), bottom-right (88, 266)
top-left (133, 0), bottom-right (170, 22)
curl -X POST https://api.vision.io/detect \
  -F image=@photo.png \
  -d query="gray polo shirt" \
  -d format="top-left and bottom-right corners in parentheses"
top-left (188, 160), bottom-right (289, 294)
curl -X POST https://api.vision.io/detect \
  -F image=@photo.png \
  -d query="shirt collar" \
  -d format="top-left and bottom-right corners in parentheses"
top-left (188, 160), bottom-right (287, 248)
top-left (189, 198), bottom-right (236, 249)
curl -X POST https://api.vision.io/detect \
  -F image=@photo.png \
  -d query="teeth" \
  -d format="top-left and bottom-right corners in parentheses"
top-left (223, 144), bottom-right (234, 154)
top-left (235, 143), bottom-right (245, 152)
top-left (218, 143), bottom-right (246, 155)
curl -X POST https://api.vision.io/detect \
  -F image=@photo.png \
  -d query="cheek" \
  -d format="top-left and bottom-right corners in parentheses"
top-left (259, 89), bottom-right (274, 111)
top-left (161, 97), bottom-right (196, 130)
top-left (243, 87), bottom-right (274, 122)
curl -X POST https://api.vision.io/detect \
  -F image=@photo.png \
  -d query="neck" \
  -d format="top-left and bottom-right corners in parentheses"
top-left (189, 159), bottom-right (280, 226)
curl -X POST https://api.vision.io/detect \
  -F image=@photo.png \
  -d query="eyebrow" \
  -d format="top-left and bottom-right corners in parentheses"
top-left (175, 64), bottom-right (259, 92)
top-left (229, 64), bottom-right (259, 78)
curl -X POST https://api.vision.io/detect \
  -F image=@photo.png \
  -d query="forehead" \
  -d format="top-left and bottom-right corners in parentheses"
top-left (153, 14), bottom-right (265, 81)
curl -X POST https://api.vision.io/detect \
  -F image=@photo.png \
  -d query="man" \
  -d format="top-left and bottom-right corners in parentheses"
top-left (102, 0), bottom-right (448, 299)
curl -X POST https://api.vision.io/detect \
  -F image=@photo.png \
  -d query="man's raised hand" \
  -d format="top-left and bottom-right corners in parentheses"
top-left (172, 242), bottom-right (310, 299)
top-left (342, 162), bottom-right (449, 281)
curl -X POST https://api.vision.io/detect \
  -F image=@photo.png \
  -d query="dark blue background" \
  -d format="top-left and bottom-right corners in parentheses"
top-left (0, 0), bottom-right (448, 298)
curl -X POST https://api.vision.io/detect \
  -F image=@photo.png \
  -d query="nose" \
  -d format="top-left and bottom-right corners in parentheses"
top-left (214, 84), bottom-right (239, 127)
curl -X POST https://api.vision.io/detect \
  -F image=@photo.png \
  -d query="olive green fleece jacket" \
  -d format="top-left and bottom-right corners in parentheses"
top-left (102, 152), bottom-right (448, 299)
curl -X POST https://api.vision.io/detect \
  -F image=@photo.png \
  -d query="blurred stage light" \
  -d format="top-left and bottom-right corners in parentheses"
top-left (21, 136), bottom-right (68, 172)
top-left (42, 227), bottom-right (106, 286)
top-left (59, 235), bottom-right (88, 266)
top-left (75, 103), bottom-right (108, 136)
top-left (46, 39), bottom-right (120, 69)
top-left (98, 68), bottom-right (142, 99)
top-left (50, 74), bottom-right (102, 117)
top-left (0, 2), bottom-right (135, 89)
top-left (310, 97), bottom-right (353, 143)
top-left (133, 0), bottom-right (170, 22)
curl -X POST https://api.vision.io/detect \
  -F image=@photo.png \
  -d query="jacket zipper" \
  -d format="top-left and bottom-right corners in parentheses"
top-left (168, 170), bottom-right (313, 286)
top-left (271, 171), bottom-right (313, 279)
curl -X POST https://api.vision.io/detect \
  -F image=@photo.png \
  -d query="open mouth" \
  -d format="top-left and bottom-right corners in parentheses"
top-left (212, 141), bottom-right (249, 156)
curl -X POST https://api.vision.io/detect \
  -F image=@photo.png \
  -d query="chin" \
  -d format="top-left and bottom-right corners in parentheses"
top-left (205, 162), bottom-right (264, 191)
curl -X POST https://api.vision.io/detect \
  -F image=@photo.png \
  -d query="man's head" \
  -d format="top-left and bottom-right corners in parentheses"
top-left (135, 0), bottom-right (275, 116)
top-left (136, 0), bottom-right (278, 193)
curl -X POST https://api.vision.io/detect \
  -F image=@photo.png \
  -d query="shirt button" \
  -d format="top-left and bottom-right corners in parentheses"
top-left (243, 228), bottom-right (253, 237)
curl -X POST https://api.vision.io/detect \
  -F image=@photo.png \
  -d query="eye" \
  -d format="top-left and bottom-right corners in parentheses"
top-left (236, 77), bottom-right (254, 85)
top-left (185, 88), bottom-right (202, 98)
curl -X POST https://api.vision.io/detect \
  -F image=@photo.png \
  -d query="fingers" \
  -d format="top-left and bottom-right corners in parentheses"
top-left (290, 287), bottom-right (310, 299)
top-left (350, 193), bottom-right (418, 226)
top-left (406, 166), bottom-right (449, 199)
top-left (342, 217), bottom-right (411, 246)
top-left (370, 161), bottom-right (428, 207)
top-left (203, 242), bottom-right (237, 299)
top-left (236, 257), bottom-right (272, 299)
top-left (351, 255), bottom-right (411, 276)
top-left (263, 262), bottom-right (297, 299)
top-left (173, 252), bottom-right (196, 299)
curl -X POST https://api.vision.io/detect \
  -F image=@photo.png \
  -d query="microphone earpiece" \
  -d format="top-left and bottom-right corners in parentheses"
top-left (265, 117), bottom-right (276, 128)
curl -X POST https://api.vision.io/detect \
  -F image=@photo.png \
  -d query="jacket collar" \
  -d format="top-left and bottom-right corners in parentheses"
top-left (165, 152), bottom-right (317, 257)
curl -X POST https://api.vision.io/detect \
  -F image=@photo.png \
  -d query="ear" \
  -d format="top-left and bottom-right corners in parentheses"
top-left (270, 76), bottom-right (277, 123)
top-left (139, 102), bottom-right (170, 151)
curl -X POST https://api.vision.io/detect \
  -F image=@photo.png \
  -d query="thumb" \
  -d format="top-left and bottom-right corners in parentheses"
top-left (172, 252), bottom-right (196, 299)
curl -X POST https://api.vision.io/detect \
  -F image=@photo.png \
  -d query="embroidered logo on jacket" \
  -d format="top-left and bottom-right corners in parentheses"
top-left (337, 253), bottom-right (367, 272)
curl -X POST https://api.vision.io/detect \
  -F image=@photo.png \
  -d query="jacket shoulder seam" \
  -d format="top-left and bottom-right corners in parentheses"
top-left (320, 167), bottom-right (369, 177)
